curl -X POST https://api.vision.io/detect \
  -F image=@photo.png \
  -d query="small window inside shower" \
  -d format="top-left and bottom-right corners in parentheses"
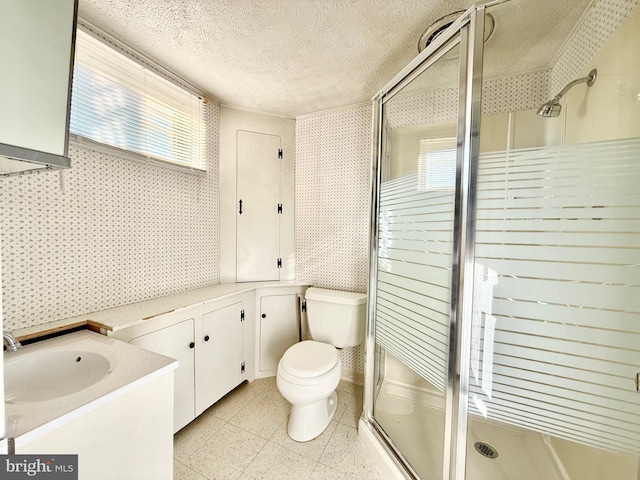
top-left (418, 137), bottom-right (457, 190)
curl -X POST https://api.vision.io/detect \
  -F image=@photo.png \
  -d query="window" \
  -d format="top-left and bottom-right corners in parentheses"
top-left (70, 28), bottom-right (206, 171)
top-left (418, 137), bottom-right (457, 190)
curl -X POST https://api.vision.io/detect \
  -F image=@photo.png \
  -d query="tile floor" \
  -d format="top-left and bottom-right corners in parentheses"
top-left (173, 377), bottom-right (384, 480)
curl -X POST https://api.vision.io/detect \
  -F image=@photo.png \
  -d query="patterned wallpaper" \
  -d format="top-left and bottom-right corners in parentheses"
top-left (0, 102), bottom-right (220, 331)
top-left (295, 104), bottom-right (372, 374)
top-left (387, 69), bottom-right (552, 130)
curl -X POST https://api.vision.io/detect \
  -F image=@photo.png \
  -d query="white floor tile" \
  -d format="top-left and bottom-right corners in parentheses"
top-left (241, 441), bottom-right (316, 480)
top-left (174, 409), bottom-right (226, 461)
top-left (173, 459), bottom-right (208, 480)
top-left (333, 388), bottom-right (353, 422)
top-left (173, 378), bottom-right (379, 480)
top-left (319, 423), bottom-right (384, 479)
top-left (228, 394), bottom-right (290, 440)
top-left (270, 417), bottom-right (338, 461)
top-left (209, 382), bottom-right (259, 422)
top-left (309, 462), bottom-right (356, 480)
top-left (183, 423), bottom-right (266, 480)
top-left (244, 376), bottom-right (287, 403)
top-left (338, 386), bottom-right (363, 428)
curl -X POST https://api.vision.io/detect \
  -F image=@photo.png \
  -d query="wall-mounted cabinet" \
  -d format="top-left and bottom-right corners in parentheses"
top-left (0, 0), bottom-right (77, 176)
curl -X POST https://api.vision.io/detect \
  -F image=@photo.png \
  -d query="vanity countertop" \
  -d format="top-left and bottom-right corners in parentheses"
top-left (5, 330), bottom-right (177, 447)
top-left (13, 281), bottom-right (311, 340)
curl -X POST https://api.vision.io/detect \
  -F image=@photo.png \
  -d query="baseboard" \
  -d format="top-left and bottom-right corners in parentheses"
top-left (341, 368), bottom-right (364, 386)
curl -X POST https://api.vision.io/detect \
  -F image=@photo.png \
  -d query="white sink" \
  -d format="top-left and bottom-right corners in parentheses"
top-left (5, 349), bottom-right (112, 403)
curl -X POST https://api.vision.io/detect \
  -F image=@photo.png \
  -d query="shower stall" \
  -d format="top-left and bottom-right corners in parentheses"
top-left (360, 1), bottom-right (640, 479)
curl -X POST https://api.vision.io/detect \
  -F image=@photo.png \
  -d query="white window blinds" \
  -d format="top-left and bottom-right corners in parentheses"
top-left (70, 29), bottom-right (206, 171)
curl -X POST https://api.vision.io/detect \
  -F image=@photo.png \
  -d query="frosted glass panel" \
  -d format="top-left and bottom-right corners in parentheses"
top-left (372, 32), bottom-right (461, 480)
top-left (376, 173), bottom-right (453, 390)
top-left (471, 138), bottom-right (640, 454)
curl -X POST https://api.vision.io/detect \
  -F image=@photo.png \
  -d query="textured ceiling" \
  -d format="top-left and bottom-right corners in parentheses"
top-left (78, 0), bottom-right (592, 117)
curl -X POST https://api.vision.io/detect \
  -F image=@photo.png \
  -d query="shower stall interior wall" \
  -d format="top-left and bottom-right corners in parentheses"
top-left (362, 1), bottom-right (640, 479)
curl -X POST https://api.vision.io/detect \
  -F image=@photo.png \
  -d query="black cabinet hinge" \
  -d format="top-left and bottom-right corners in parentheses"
top-left (241, 309), bottom-right (245, 322)
top-left (301, 300), bottom-right (307, 312)
top-left (278, 148), bottom-right (283, 159)
top-left (277, 203), bottom-right (283, 214)
top-left (241, 361), bottom-right (246, 374)
top-left (277, 258), bottom-right (282, 268)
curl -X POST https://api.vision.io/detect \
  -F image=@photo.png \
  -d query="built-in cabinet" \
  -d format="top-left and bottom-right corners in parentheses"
top-left (236, 130), bottom-right (283, 282)
top-left (219, 107), bottom-right (296, 283)
top-left (129, 317), bottom-right (196, 432)
top-left (112, 297), bottom-right (250, 433)
top-left (195, 302), bottom-right (244, 415)
top-left (109, 284), bottom-right (308, 433)
top-left (258, 294), bottom-right (299, 375)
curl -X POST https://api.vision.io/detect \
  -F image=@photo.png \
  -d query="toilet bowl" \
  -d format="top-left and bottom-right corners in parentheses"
top-left (276, 287), bottom-right (367, 442)
top-left (276, 340), bottom-right (341, 442)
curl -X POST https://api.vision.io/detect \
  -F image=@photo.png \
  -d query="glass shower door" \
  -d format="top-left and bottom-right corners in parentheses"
top-left (465, 2), bottom-right (640, 480)
top-left (369, 24), bottom-right (467, 480)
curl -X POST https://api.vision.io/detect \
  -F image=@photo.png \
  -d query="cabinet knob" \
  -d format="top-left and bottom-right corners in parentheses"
top-left (261, 314), bottom-right (266, 318)
top-left (189, 342), bottom-right (195, 349)
top-left (204, 335), bottom-right (210, 342)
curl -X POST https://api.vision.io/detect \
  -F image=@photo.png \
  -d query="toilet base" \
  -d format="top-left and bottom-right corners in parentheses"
top-left (287, 390), bottom-right (338, 442)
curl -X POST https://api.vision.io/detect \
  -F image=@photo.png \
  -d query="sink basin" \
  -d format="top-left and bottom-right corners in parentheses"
top-left (5, 350), bottom-right (112, 403)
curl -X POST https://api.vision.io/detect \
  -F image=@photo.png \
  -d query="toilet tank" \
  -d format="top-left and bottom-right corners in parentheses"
top-left (305, 287), bottom-right (367, 348)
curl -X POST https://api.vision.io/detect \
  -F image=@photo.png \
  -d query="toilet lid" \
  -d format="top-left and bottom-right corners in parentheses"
top-left (280, 341), bottom-right (338, 378)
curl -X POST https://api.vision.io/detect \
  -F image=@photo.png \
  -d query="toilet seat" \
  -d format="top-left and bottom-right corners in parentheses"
top-left (279, 340), bottom-right (338, 378)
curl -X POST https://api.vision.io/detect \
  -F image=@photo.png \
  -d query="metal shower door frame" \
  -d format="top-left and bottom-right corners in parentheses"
top-left (363, 3), bottom-right (503, 479)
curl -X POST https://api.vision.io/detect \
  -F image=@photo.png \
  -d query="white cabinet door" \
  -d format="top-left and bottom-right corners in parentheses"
top-left (196, 302), bottom-right (244, 415)
top-left (260, 294), bottom-right (300, 372)
top-left (236, 130), bottom-right (282, 282)
top-left (130, 319), bottom-right (195, 433)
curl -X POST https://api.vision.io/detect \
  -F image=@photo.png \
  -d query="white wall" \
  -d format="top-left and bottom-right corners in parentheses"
top-left (0, 102), bottom-right (221, 331)
top-left (218, 106), bottom-right (295, 283)
top-left (563, 4), bottom-right (640, 144)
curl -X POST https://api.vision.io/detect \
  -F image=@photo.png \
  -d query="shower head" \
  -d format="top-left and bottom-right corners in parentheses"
top-left (537, 69), bottom-right (597, 117)
top-left (537, 99), bottom-right (562, 118)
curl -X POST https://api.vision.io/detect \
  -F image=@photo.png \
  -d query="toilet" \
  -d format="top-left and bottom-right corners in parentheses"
top-left (276, 287), bottom-right (367, 442)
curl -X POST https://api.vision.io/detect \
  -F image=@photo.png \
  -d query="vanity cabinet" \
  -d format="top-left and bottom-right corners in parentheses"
top-left (129, 318), bottom-right (195, 432)
top-left (19, 373), bottom-right (173, 480)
